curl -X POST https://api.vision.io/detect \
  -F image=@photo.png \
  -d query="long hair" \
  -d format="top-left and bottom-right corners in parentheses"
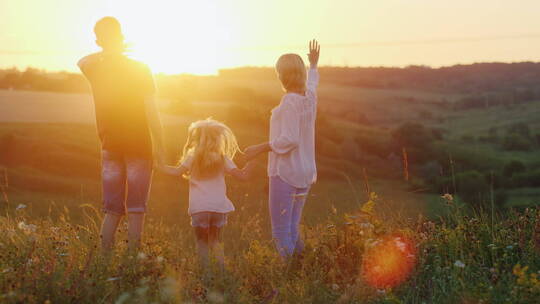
top-left (180, 119), bottom-right (239, 179)
top-left (275, 53), bottom-right (307, 93)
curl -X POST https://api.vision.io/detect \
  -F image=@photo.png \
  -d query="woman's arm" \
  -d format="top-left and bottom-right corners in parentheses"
top-left (306, 40), bottom-right (320, 96)
top-left (244, 102), bottom-right (300, 160)
top-left (243, 143), bottom-right (271, 161)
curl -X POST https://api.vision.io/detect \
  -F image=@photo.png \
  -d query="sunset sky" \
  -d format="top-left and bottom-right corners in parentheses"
top-left (2, 0), bottom-right (540, 74)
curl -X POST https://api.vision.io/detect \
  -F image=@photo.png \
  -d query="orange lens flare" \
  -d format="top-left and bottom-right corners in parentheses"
top-left (361, 233), bottom-right (417, 289)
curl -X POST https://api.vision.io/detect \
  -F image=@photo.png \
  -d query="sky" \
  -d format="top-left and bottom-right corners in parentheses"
top-left (2, 0), bottom-right (540, 74)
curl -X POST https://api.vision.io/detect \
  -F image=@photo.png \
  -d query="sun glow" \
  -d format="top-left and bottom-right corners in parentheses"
top-left (100, 0), bottom-right (238, 75)
top-left (362, 233), bottom-right (417, 289)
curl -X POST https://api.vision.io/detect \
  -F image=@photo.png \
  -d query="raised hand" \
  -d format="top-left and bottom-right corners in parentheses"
top-left (308, 39), bottom-right (320, 68)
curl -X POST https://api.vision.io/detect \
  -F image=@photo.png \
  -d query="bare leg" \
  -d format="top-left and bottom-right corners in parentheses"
top-left (101, 213), bottom-right (122, 251)
top-left (127, 213), bottom-right (145, 251)
top-left (194, 227), bottom-right (210, 268)
top-left (208, 226), bottom-right (224, 267)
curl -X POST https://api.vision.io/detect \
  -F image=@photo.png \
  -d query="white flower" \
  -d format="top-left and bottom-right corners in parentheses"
top-left (137, 252), bottom-right (147, 260)
top-left (107, 277), bottom-right (121, 282)
top-left (454, 260), bottom-right (465, 268)
top-left (15, 204), bottom-right (27, 210)
top-left (394, 237), bottom-right (407, 252)
top-left (17, 222), bottom-right (37, 234)
top-left (441, 193), bottom-right (454, 201)
top-left (156, 256), bottom-right (164, 263)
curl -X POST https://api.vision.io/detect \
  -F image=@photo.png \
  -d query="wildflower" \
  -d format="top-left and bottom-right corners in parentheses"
top-left (107, 277), bottom-right (121, 282)
top-left (506, 245), bottom-right (514, 250)
top-left (441, 193), bottom-right (453, 202)
top-left (15, 204), bottom-right (27, 211)
top-left (156, 256), bottom-right (164, 263)
top-left (207, 290), bottom-right (225, 303)
top-left (454, 260), bottom-right (465, 268)
top-left (137, 252), bottom-right (147, 260)
top-left (160, 277), bottom-right (179, 300)
top-left (17, 222), bottom-right (37, 234)
top-left (115, 292), bottom-right (130, 304)
top-left (360, 223), bottom-right (374, 230)
top-left (394, 237), bottom-right (406, 252)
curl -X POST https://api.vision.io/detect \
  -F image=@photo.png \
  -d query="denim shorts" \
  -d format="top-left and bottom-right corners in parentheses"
top-left (101, 150), bottom-right (153, 216)
top-left (191, 212), bottom-right (228, 228)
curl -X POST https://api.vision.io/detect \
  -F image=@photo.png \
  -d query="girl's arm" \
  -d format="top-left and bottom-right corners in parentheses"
top-left (159, 164), bottom-right (188, 177)
top-left (228, 161), bottom-right (257, 181)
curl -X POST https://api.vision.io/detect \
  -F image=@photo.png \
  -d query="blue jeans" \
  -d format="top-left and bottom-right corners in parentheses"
top-left (101, 150), bottom-right (153, 215)
top-left (269, 176), bottom-right (310, 258)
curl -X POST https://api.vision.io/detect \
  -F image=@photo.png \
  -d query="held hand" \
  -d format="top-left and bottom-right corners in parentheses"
top-left (243, 145), bottom-right (260, 161)
top-left (307, 39), bottom-right (320, 67)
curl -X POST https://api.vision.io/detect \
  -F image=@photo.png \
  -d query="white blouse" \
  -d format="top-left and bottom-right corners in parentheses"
top-left (268, 68), bottom-right (319, 188)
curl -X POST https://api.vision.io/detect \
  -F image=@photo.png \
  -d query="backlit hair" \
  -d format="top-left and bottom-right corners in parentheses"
top-left (181, 118), bottom-right (240, 179)
top-left (275, 53), bottom-right (307, 93)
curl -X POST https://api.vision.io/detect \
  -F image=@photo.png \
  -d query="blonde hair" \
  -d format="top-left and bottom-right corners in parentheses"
top-left (276, 53), bottom-right (307, 93)
top-left (181, 118), bottom-right (239, 179)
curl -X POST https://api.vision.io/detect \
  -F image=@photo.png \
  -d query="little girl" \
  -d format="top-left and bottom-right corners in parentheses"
top-left (160, 119), bottom-right (254, 267)
top-left (244, 40), bottom-right (320, 259)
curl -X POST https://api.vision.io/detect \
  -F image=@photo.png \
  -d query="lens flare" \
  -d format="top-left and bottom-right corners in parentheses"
top-left (361, 233), bottom-right (417, 289)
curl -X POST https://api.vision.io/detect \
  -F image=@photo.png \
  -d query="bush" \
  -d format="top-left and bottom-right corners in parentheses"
top-left (455, 170), bottom-right (490, 205)
top-left (511, 169), bottom-right (540, 187)
top-left (502, 134), bottom-right (532, 151)
top-left (502, 160), bottom-right (526, 178)
top-left (460, 134), bottom-right (475, 143)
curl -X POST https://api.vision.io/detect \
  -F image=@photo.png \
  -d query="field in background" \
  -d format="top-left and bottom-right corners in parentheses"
top-left (1, 64), bottom-right (540, 302)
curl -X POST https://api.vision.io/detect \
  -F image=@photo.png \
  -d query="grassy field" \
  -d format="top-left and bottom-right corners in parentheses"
top-left (0, 80), bottom-right (539, 303)
top-left (1, 192), bottom-right (540, 303)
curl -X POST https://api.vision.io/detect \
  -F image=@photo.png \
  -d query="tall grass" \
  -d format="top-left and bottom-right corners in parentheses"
top-left (0, 192), bottom-right (539, 303)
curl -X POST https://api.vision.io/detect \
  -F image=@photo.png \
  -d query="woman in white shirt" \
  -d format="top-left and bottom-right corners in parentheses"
top-left (245, 40), bottom-right (320, 259)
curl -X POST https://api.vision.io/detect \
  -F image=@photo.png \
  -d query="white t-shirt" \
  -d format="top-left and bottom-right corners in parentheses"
top-left (181, 156), bottom-right (237, 215)
top-left (268, 68), bottom-right (319, 188)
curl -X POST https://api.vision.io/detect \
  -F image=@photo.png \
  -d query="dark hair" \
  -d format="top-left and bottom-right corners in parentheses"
top-left (94, 17), bottom-right (124, 50)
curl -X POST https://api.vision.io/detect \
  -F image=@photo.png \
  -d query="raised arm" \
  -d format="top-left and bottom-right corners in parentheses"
top-left (306, 39), bottom-right (320, 95)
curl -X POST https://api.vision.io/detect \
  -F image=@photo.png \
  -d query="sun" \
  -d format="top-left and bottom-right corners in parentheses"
top-left (100, 0), bottom-right (235, 75)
